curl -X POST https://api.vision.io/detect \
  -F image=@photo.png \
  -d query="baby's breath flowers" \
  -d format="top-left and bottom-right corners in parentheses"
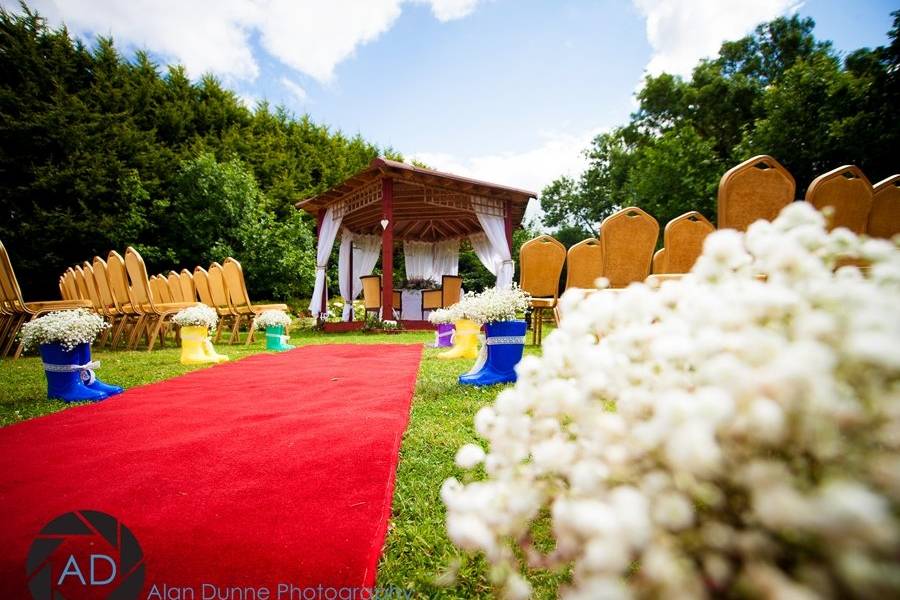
top-left (428, 306), bottom-right (462, 325)
top-left (253, 309), bottom-right (292, 330)
top-left (171, 304), bottom-right (217, 329)
top-left (455, 284), bottom-right (530, 325)
top-left (20, 309), bottom-right (109, 351)
top-left (443, 203), bottom-right (900, 599)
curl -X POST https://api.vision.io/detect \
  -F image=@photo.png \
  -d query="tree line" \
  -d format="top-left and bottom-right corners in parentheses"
top-left (540, 13), bottom-right (900, 246)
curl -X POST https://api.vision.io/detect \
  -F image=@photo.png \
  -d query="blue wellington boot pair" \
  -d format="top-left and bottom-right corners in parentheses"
top-left (40, 342), bottom-right (124, 402)
top-left (458, 320), bottom-right (527, 386)
top-left (265, 326), bottom-right (295, 352)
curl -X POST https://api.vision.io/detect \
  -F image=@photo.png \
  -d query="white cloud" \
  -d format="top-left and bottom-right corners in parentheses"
top-left (632, 0), bottom-right (802, 77)
top-left (411, 127), bottom-right (603, 223)
top-left (280, 77), bottom-right (308, 104)
top-left (5, 0), bottom-right (484, 84)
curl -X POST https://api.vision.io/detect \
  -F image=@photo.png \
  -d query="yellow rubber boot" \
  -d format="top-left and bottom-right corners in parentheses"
top-left (438, 319), bottom-right (481, 360)
top-left (180, 326), bottom-right (228, 365)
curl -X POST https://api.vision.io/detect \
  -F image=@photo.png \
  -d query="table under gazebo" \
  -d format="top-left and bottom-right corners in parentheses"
top-left (295, 158), bottom-right (536, 329)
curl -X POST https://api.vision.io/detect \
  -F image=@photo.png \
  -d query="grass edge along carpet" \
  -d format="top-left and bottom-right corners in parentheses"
top-left (0, 343), bottom-right (423, 598)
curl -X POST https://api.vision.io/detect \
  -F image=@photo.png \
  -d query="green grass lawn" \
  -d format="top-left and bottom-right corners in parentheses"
top-left (0, 326), bottom-right (558, 598)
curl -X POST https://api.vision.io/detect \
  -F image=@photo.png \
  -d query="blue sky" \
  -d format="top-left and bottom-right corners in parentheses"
top-left (6, 0), bottom-right (896, 196)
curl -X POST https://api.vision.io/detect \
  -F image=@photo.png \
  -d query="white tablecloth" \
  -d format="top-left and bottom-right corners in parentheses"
top-left (400, 289), bottom-right (423, 321)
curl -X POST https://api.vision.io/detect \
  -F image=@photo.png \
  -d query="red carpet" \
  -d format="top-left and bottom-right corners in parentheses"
top-left (0, 343), bottom-right (422, 598)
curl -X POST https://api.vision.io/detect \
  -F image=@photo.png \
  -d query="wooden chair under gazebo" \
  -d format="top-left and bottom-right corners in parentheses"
top-left (295, 158), bottom-right (536, 331)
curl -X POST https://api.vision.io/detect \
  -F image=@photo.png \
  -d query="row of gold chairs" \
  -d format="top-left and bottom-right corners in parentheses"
top-left (0, 240), bottom-right (93, 358)
top-left (57, 250), bottom-right (286, 352)
top-left (518, 157), bottom-right (899, 345)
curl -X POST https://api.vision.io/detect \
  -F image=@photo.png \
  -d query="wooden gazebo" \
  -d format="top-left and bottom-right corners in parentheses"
top-left (296, 158), bottom-right (536, 321)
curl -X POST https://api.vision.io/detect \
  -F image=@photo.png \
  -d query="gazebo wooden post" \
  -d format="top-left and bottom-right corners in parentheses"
top-left (317, 208), bottom-right (327, 320)
top-left (504, 199), bottom-right (514, 255)
top-left (381, 177), bottom-right (394, 320)
top-left (347, 239), bottom-right (354, 322)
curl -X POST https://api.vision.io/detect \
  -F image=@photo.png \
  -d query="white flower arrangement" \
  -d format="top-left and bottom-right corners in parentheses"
top-left (253, 309), bottom-right (292, 330)
top-left (455, 284), bottom-right (530, 325)
top-left (20, 308), bottom-right (109, 351)
top-left (171, 304), bottom-right (218, 330)
top-left (428, 306), bottom-right (462, 325)
top-left (442, 202), bottom-right (900, 599)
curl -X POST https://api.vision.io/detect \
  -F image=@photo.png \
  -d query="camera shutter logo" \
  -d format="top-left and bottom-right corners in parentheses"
top-left (26, 510), bottom-right (145, 600)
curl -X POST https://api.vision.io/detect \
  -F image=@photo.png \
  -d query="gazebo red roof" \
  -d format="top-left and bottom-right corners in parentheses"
top-left (295, 158), bottom-right (536, 241)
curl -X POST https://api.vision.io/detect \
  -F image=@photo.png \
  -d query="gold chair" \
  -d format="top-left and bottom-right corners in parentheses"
top-left (565, 239), bottom-right (603, 290)
top-left (179, 269), bottom-right (196, 302)
top-left (718, 155), bottom-right (795, 231)
top-left (658, 211), bottom-right (715, 274)
top-left (867, 175), bottom-right (900, 239)
top-left (123, 247), bottom-right (197, 351)
top-left (0, 240), bottom-right (92, 358)
top-left (105, 251), bottom-right (144, 349)
top-left (651, 248), bottom-right (666, 274)
top-left (422, 275), bottom-right (463, 317)
top-left (520, 235), bottom-right (566, 346)
top-left (167, 272), bottom-right (185, 302)
top-left (360, 275), bottom-right (401, 319)
top-left (806, 165), bottom-right (873, 233)
top-left (222, 257), bottom-right (288, 344)
top-left (599, 207), bottom-right (659, 288)
top-left (207, 262), bottom-right (242, 343)
top-left (91, 257), bottom-right (126, 348)
top-left (61, 268), bottom-right (80, 300)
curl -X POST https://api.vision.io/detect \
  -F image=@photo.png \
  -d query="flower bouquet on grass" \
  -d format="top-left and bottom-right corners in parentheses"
top-left (172, 304), bottom-right (228, 365)
top-left (253, 309), bottom-right (294, 352)
top-left (442, 203), bottom-right (900, 599)
top-left (428, 306), bottom-right (461, 348)
top-left (454, 284), bottom-right (530, 386)
top-left (21, 308), bottom-right (122, 402)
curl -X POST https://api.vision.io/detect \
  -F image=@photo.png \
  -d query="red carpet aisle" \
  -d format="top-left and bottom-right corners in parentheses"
top-left (0, 344), bottom-right (422, 596)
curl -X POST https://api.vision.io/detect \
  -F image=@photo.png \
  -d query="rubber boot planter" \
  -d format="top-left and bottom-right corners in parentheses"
top-left (265, 325), bottom-right (295, 352)
top-left (76, 342), bottom-right (123, 397)
top-left (433, 323), bottom-right (454, 348)
top-left (459, 320), bottom-right (527, 386)
top-left (40, 343), bottom-right (109, 402)
top-left (180, 325), bottom-right (229, 365)
top-left (438, 319), bottom-right (480, 360)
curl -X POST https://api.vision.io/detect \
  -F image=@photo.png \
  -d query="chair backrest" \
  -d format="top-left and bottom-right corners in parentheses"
top-left (73, 266), bottom-right (92, 303)
top-left (222, 257), bottom-right (252, 309)
top-left (92, 257), bottom-right (117, 310)
top-left (207, 262), bottom-right (232, 311)
top-left (166, 272), bottom-right (184, 302)
top-left (718, 155), bottom-right (795, 231)
top-left (565, 238), bottom-right (604, 289)
top-left (0, 240), bottom-right (27, 310)
top-left (62, 267), bottom-right (81, 300)
top-left (519, 235), bottom-right (566, 298)
top-left (152, 275), bottom-right (173, 303)
top-left (652, 248), bottom-right (666, 274)
top-left (867, 175), bottom-right (900, 239)
top-left (805, 165), bottom-right (873, 233)
top-left (107, 251), bottom-right (133, 308)
top-left (193, 267), bottom-right (215, 306)
top-left (179, 269), bottom-right (196, 302)
top-left (662, 211), bottom-right (715, 274)
top-left (124, 247), bottom-right (154, 308)
top-left (600, 207), bottom-right (659, 288)
top-left (58, 276), bottom-right (67, 300)
top-left (441, 275), bottom-right (463, 306)
top-left (80, 262), bottom-right (105, 312)
top-left (360, 275), bottom-right (381, 310)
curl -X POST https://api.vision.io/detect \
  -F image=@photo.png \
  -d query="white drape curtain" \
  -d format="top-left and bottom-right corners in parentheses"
top-left (473, 197), bottom-right (513, 288)
top-left (432, 239), bottom-right (460, 279)
top-left (338, 230), bottom-right (382, 321)
top-left (308, 207), bottom-right (342, 317)
top-left (403, 241), bottom-right (434, 281)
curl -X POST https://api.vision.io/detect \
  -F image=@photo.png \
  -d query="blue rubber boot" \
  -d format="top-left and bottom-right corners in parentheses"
top-left (76, 342), bottom-right (124, 397)
top-left (40, 344), bottom-right (108, 403)
top-left (458, 320), bottom-right (527, 386)
top-left (265, 326), bottom-right (295, 352)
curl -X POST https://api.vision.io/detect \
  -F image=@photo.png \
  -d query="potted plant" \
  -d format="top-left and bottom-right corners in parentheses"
top-left (172, 304), bottom-right (228, 365)
top-left (402, 277), bottom-right (439, 290)
top-left (21, 308), bottom-right (123, 402)
top-left (456, 285), bottom-right (529, 386)
top-left (437, 291), bottom-right (482, 360)
top-left (428, 306), bottom-right (459, 348)
top-left (254, 309), bottom-right (295, 352)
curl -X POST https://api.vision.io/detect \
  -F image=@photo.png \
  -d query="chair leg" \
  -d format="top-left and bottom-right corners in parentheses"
top-left (230, 316), bottom-right (242, 344)
top-left (214, 319), bottom-right (225, 343)
top-left (246, 316), bottom-right (257, 345)
top-left (146, 318), bottom-right (164, 351)
top-left (553, 306), bottom-right (561, 326)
